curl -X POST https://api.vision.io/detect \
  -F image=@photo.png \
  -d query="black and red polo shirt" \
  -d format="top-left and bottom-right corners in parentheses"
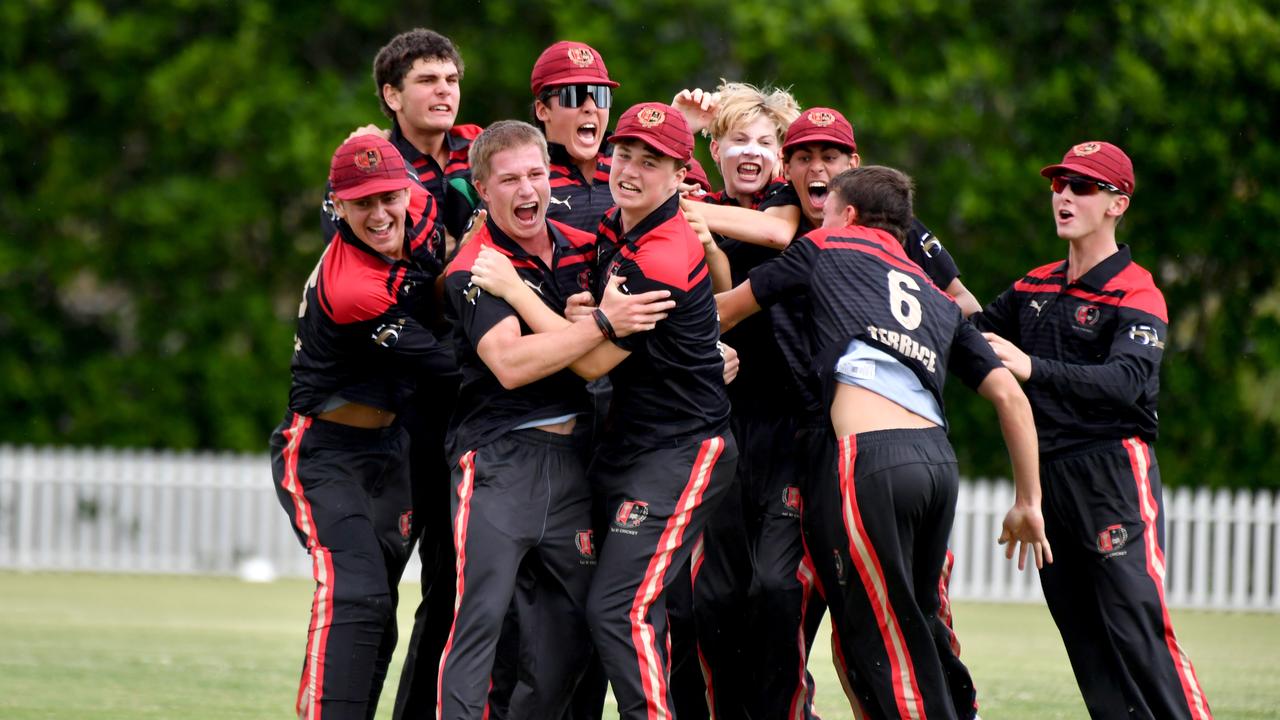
top-left (289, 184), bottom-right (453, 416)
top-left (546, 139), bottom-right (616, 233)
top-left (391, 120), bottom-right (483, 242)
top-left (748, 224), bottom-right (1002, 424)
top-left (443, 217), bottom-right (596, 456)
top-left (594, 194), bottom-right (731, 445)
top-left (696, 179), bottom-right (799, 415)
top-left (972, 244), bottom-right (1167, 456)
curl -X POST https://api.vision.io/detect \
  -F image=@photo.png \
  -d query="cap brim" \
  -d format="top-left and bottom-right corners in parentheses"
top-left (1040, 161), bottom-right (1105, 181)
top-left (783, 131), bottom-right (855, 153)
top-left (333, 177), bottom-right (412, 201)
top-left (611, 132), bottom-right (688, 161)
top-left (536, 75), bottom-right (620, 93)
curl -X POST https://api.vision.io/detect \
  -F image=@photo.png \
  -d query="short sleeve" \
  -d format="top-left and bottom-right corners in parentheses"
top-left (747, 234), bottom-right (820, 307)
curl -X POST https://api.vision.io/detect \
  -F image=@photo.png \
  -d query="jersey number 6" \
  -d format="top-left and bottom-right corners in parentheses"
top-left (887, 269), bottom-right (922, 330)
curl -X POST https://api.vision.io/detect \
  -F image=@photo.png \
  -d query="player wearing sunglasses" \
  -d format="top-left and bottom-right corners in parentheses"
top-left (531, 41), bottom-right (621, 233)
top-left (974, 142), bottom-right (1213, 720)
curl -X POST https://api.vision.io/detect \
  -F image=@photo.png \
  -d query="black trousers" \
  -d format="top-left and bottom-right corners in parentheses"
top-left (693, 412), bottom-right (820, 720)
top-left (270, 412), bottom-right (415, 720)
top-left (1039, 438), bottom-right (1212, 720)
top-left (392, 378), bottom-right (460, 720)
top-left (802, 427), bottom-right (969, 720)
top-left (586, 433), bottom-right (738, 720)
top-left (436, 428), bottom-right (596, 720)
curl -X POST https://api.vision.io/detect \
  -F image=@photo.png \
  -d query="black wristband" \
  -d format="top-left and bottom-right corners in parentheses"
top-left (593, 308), bottom-right (619, 342)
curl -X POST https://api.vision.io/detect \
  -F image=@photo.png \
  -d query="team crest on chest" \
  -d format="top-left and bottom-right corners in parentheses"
top-left (1074, 304), bottom-right (1100, 326)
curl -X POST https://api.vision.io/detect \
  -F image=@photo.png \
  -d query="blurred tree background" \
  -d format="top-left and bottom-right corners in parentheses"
top-left (2, 0), bottom-right (1277, 488)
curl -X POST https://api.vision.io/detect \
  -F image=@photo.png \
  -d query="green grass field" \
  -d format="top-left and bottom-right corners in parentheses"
top-left (1, 572), bottom-right (1275, 719)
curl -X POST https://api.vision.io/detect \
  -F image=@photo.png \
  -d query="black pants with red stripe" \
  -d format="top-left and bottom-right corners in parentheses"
top-left (693, 412), bottom-right (820, 720)
top-left (803, 427), bottom-right (968, 720)
top-left (438, 428), bottom-right (596, 720)
top-left (269, 412), bottom-right (415, 720)
top-left (1039, 438), bottom-right (1212, 720)
top-left (585, 433), bottom-right (738, 720)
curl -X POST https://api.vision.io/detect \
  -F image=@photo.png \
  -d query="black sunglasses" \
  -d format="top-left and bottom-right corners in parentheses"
top-left (1051, 175), bottom-right (1125, 196)
top-left (544, 84), bottom-right (612, 109)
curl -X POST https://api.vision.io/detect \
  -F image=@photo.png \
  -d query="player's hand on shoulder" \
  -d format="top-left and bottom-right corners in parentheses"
top-left (681, 198), bottom-right (716, 251)
top-left (469, 244), bottom-right (520, 298)
top-left (671, 87), bottom-right (720, 135)
top-left (597, 275), bottom-right (674, 337)
top-left (346, 124), bottom-right (391, 142)
top-left (998, 503), bottom-right (1052, 571)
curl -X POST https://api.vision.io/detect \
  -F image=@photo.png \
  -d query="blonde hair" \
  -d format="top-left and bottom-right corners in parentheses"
top-left (706, 80), bottom-right (801, 143)
top-left (469, 120), bottom-right (549, 183)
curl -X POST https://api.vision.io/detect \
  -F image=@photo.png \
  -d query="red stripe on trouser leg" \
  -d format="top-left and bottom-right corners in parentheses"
top-left (938, 550), bottom-right (961, 656)
top-left (278, 414), bottom-right (332, 719)
top-left (836, 435), bottom-right (927, 720)
top-left (630, 436), bottom-right (725, 720)
top-left (437, 450), bottom-right (478, 720)
top-left (1124, 438), bottom-right (1212, 720)
top-left (788, 554), bottom-right (817, 720)
top-left (689, 534), bottom-right (719, 717)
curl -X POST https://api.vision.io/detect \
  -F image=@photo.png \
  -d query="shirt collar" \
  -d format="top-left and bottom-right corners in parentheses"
top-left (619, 193), bottom-right (681, 246)
top-left (389, 121), bottom-right (471, 165)
top-left (481, 217), bottom-right (568, 262)
top-left (1066, 244), bottom-right (1132, 290)
top-left (547, 135), bottom-right (613, 169)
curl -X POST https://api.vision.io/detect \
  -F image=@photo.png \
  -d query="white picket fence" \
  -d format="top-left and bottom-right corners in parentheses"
top-left (0, 445), bottom-right (1276, 611)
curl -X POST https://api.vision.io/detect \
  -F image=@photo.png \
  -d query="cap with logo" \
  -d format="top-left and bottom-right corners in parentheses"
top-left (329, 135), bottom-right (412, 201)
top-left (1040, 141), bottom-right (1135, 195)
top-left (783, 108), bottom-right (857, 154)
top-left (611, 102), bottom-right (694, 163)
top-left (530, 40), bottom-right (620, 96)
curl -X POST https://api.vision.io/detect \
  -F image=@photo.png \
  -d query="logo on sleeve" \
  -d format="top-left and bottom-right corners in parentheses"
top-left (1127, 324), bottom-right (1164, 349)
top-left (612, 500), bottom-right (649, 535)
top-left (463, 283), bottom-right (481, 305)
top-left (372, 320), bottom-right (404, 347)
top-left (919, 232), bottom-right (943, 258)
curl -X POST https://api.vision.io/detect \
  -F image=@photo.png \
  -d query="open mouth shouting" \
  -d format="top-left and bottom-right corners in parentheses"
top-left (807, 181), bottom-right (829, 210)
top-left (576, 122), bottom-right (598, 146)
top-left (367, 220), bottom-right (396, 242)
top-left (514, 201), bottom-right (540, 224)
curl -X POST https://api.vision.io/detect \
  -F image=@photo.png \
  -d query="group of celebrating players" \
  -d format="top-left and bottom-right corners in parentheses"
top-left (268, 27), bottom-right (1213, 720)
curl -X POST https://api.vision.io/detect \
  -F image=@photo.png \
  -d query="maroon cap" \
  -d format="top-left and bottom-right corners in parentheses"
top-left (329, 135), bottom-right (411, 201)
top-left (685, 157), bottom-right (713, 193)
top-left (530, 41), bottom-right (619, 96)
top-left (612, 102), bottom-right (694, 162)
top-left (783, 108), bottom-right (857, 154)
top-left (1041, 141), bottom-right (1135, 195)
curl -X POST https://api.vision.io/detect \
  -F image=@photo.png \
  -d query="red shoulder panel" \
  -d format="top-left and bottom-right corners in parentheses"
top-left (1107, 263), bottom-right (1168, 322)
top-left (451, 123), bottom-right (484, 142)
top-left (318, 241), bottom-right (400, 323)
top-left (631, 215), bottom-right (702, 291)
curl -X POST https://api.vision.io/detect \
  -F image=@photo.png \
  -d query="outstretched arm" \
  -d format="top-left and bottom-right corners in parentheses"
top-left (715, 281), bottom-right (763, 333)
top-left (691, 200), bottom-right (797, 250)
top-left (976, 367), bottom-right (1052, 570)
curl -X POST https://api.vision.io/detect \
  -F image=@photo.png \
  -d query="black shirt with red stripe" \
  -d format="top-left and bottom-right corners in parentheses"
top-left (546, 139), bottom-right (616, 233)
top-left (972, 244), bottom-right (1166, 456)
top-left (696, 180), bottom-right (799, 415)
top-left (443, 218), bottom-right (596, 456)
top-left (748, 224), bottom-right (1002, 425)
top-left (595, 194), bottom-right (730, 445)
top-left (289, 184), bottom-right (453, 415)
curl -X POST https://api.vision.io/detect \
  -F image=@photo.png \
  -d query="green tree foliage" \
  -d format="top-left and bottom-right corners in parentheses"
top-left (3, 0), bottom-right (1277, 487)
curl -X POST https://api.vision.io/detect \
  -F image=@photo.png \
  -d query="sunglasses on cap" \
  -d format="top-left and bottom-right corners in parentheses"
top-left (1051, 175), bottom-right (1125, 196)
top-left (543, 84), bottom-right (612, 109)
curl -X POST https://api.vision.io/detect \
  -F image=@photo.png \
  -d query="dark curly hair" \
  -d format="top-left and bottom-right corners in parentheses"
top-left (372, 29), bottom-right (465, 119)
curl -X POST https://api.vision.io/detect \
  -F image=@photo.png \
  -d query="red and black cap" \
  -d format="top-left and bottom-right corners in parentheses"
top-left (329, 135), bottom-right (411, 201)
top-left (1040, 141), bottom-right (1135, 195)
top-left (783, 108), bottom-right (857, 154)
top-left (611, 102), bottom-right (694, 162)
top-left (530, 40), bottom-right (619, 96)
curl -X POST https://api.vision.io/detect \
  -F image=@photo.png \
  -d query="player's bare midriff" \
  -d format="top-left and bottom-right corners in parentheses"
top-left (318, 401), bottom-right (396, 429)
top-left (831, 383), bottom-right (939, 438)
